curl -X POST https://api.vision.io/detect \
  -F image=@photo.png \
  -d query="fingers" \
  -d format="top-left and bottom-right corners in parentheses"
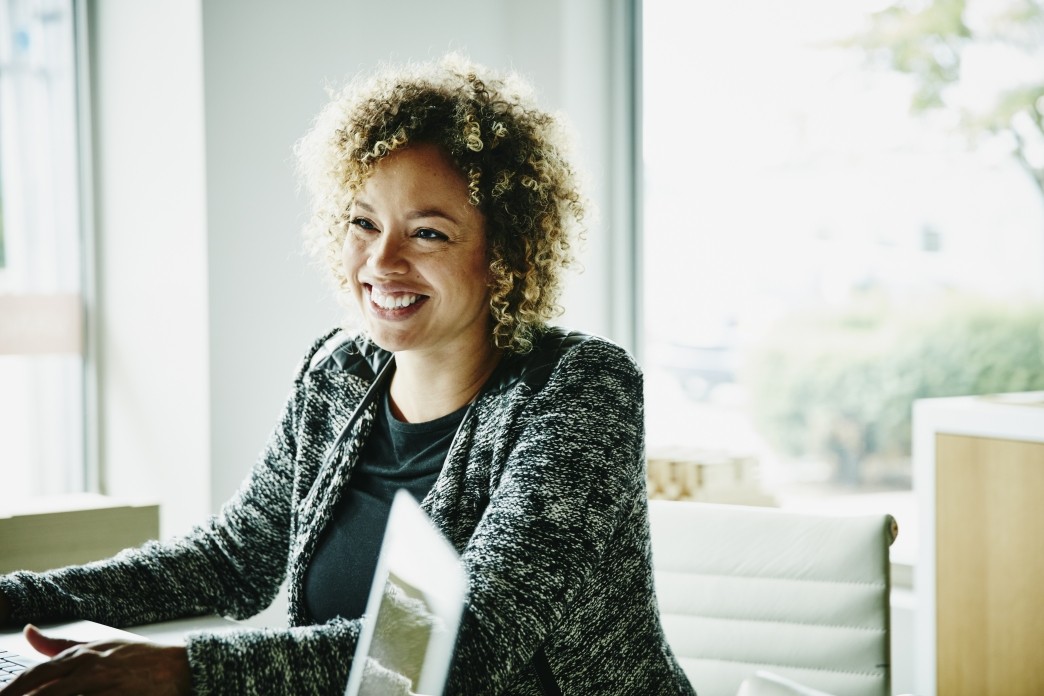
top-left (0, 647), bottom-right (92, 695)
top-left (23, 625), bottom-right (85, 658)
top-left (0, 640), bottom-right (192, 696)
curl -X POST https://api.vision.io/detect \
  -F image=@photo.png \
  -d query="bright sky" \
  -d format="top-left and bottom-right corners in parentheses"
top-left (641, 0), bottom-right (1044, 345)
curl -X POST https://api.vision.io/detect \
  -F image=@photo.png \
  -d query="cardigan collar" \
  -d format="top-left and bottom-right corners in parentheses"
top-left (310, 327), bottom-right (593, 399)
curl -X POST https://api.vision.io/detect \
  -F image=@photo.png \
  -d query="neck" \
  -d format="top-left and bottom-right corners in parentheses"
top-left (388, 342), bottom-right (502, 423)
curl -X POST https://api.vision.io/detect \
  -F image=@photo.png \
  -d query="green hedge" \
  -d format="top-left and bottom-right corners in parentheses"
top-left (743, 295), bottom-right (1044, 483)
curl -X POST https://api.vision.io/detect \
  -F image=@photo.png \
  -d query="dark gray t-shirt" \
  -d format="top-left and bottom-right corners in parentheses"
top-left (303, 391), bottom-right (468, 623)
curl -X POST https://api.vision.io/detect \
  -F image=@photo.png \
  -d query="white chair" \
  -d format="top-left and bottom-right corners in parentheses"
top-left (649, 500), bottom-right (897, 696)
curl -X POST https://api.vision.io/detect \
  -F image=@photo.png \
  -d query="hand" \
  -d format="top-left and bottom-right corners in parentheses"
top-left (1, 625), bottom-right (192, 695)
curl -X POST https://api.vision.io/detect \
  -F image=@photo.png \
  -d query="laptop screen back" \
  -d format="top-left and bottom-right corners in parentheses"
top-left (344, 490), bottom-right (467, 696)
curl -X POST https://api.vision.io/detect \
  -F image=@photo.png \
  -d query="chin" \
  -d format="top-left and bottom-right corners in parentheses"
top-left (364, 327), bottom-right (414, 354)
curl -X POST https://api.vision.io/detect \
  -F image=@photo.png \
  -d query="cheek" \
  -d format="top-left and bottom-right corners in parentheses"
top-left (468, 255), bottom-right (493, 304)
top-left (341, 235), bottom-right (361, 274)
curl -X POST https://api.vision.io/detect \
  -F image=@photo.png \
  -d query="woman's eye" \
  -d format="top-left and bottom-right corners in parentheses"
top-left (415, 228), bottom-right (449, 241)
top-left (349, 217), bottom-right (376, 231)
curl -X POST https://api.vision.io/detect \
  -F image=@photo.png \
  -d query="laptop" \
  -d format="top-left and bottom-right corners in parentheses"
top-left (343, 489), bottom-right (468, 696)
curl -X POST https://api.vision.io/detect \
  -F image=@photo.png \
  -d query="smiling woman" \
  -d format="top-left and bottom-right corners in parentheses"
top-left (343, 145), bottom-right (490, 367)
top-left (342, 144), bottom-right (496, 423)
top-left (0, 55), bottom-right (696, 696)
top-left (296, 54), bottom-right (585, 355)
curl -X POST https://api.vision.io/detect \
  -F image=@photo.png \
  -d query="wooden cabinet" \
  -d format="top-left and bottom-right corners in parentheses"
top-left (914, 394), bottom-right (1044, 696)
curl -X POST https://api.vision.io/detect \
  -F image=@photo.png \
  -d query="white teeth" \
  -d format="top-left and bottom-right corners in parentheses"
top-left (370, 289), bottom-right (421, 310)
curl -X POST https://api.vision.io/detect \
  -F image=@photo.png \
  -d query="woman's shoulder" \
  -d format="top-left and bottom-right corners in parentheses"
top-left (489, 326), bottom-right (639, 397)
top-left (292, 328), bottom-right (388, 381)
top-left (535, 326), bottom-right (639, 371)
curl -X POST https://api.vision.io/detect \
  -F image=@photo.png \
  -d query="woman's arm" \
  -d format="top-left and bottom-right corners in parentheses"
top-left (0, 591), bottom-right (11, 628)
top-left (184, 619), bottom-right (360, 695)
top-left (449, 338), bottom-right (646, 692)
top-left (0, 328), bottom-right (333, 630)
top-left (0, 396), bottom-right (300, 629)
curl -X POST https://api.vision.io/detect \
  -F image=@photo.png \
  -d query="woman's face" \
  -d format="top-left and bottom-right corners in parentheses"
top-left (343, 143), bottom-right (491, 357)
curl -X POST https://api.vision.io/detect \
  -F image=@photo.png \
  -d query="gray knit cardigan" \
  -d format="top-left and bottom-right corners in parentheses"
top-left (0, 327), bottom-right (695, 695)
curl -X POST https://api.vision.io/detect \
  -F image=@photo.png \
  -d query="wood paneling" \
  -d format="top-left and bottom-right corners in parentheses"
top-left (936, 433), bottom-right (1044, 695)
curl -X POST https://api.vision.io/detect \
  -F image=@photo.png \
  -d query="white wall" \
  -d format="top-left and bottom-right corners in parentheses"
top-left (89, 0), bottom-right (629, 531)
top-left (90, 0), bottom-right (210, 537)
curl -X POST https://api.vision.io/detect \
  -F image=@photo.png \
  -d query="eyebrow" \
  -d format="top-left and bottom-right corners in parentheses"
top-left (353, 199), bottom-right (461, 226)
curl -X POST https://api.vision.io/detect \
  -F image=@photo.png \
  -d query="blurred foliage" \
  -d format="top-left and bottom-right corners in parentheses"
top-left (851, 0), bottom-right (971, 111)
top-left (743, 295), bottom-right (1044, 483)
top-left (844, 0), bottom-right (1044, 196)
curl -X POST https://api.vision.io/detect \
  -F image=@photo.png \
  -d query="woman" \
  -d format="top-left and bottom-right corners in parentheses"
top-left (0, 55), bottom-right (694, 695)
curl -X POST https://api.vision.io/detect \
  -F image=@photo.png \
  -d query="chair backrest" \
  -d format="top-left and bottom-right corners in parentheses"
top-left (648, 500), bottom-right (896, 696)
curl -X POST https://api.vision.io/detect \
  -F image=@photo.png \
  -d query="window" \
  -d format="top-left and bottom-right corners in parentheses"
top-left (0, 0), bottom-right (89, 497)
top-left (641, 0), bottom-right (1044, 564)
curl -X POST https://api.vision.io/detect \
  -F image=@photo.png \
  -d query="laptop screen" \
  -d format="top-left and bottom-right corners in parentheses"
top-left (344, 490), bottom-right (467, 696)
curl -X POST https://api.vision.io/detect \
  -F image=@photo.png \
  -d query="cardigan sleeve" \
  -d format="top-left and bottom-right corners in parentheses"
top-left (0, 382), bottom-right (300, 628)
top-left (448, 338), bottom-right (647, 693)
top-left (0, 332), bottom-right (339, 629)
top-left (184, 618), bottom-right (360, 696)
top-left (0, 330), bottom-right (371, 696)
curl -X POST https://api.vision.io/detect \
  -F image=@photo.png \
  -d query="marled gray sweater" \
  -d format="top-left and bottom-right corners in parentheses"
top-left (0, 328), bottom-right (695, 695)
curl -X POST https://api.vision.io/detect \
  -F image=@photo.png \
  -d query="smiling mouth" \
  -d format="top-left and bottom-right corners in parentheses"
top-left (366, 285), bottom-right (428, 312)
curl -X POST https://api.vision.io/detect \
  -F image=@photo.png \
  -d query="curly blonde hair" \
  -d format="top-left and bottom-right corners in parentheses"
top-left (295, 54), bottom-right (586, 354)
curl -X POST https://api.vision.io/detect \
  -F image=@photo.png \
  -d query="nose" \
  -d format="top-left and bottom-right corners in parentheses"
top-left (367, 231), bottom-right (409, 275)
